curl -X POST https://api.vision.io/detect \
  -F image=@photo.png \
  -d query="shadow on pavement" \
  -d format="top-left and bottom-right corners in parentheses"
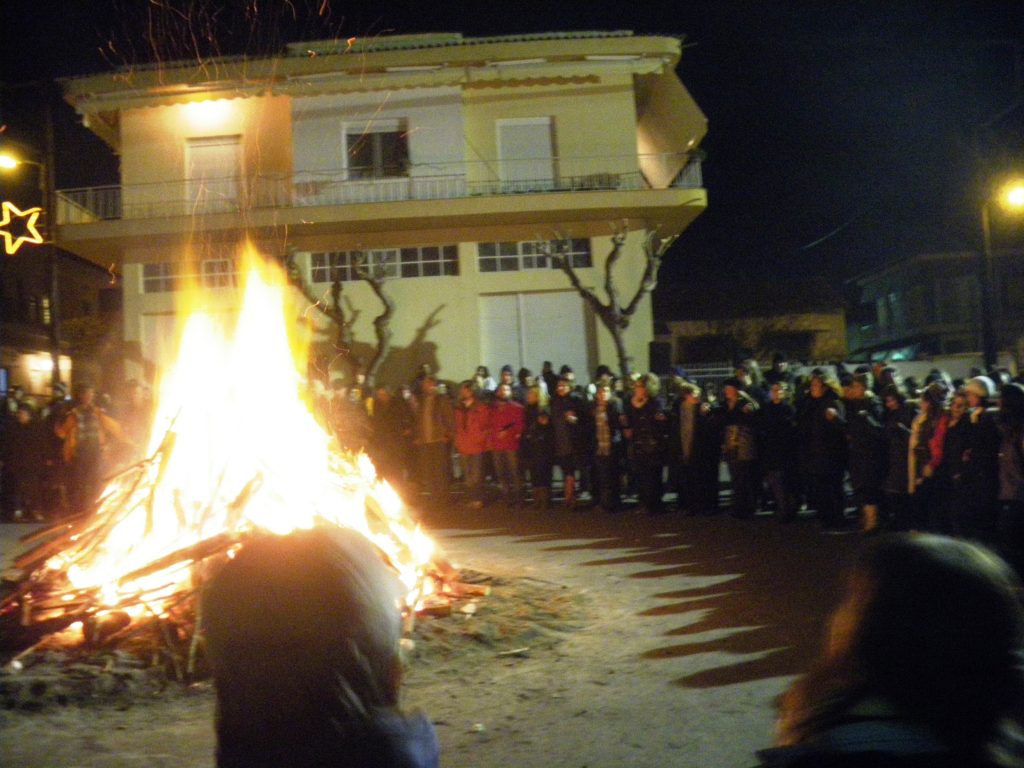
top-left (418, 500), bottom-right (861, 691)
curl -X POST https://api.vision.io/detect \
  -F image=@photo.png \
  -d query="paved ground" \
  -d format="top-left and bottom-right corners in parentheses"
top-left (0, 499), bottom-right (861, 768)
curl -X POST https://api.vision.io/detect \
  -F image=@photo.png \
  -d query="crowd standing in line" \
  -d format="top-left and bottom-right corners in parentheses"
top-left (301, 356), bottom-right (1024, 581)
top-left (6, 356), bottom-right (1024, 573)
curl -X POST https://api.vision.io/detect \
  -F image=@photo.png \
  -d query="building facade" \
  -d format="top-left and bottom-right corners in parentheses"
top-left (55, 31), bottom-right (707, 386)
top-left (848, 249), bottom-right (1024, 365)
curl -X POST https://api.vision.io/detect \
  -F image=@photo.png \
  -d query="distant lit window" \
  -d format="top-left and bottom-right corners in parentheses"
top-left (345, 119), bottom-right (409, 180)
top-left (311, 245), bottom-right (457, 283)
top-left (477, 239), bottom-right (591, 273)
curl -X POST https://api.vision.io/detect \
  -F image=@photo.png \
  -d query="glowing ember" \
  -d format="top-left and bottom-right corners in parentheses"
top-left (38, 246), bottom-right (439, 618)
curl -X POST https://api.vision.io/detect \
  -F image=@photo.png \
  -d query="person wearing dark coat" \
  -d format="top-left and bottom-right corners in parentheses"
top-left (997, 383), bottom-right (1024, 576)
top-left (521, 385), bottom-right (555, 510)
top-left (842, 373), bottom-right (886, 533)
top-left (0, 402), bottom-right (47, 521)
top-left (880, 384), bottom-right (915, 531)
top-left (585, 382), bottom-right (625, 511)
top-left (938, 389), bottom-right (973, 536)
top-left (622, 374), bottom-right (668, 514)
top-left (756, 534), bottom-right (1024, 768)
top-left (719, 377), bottom-right (760, 518)
top-left (370, 387), bottom-right (415, 489)
top-left (549, 377), bottom-right (585, 507)
top-left (908, 381), bottom-right (950, 532)
top-left (670, 382), bottom-right (721, 515)
top-left (203, 527), bottom-right (440, 768)
top-left (761, 382), bottom-right (799, 522)
top-left (963, 376), bottom-right (1001, 542)
top-left (796, 372), bottom-right (848, 529)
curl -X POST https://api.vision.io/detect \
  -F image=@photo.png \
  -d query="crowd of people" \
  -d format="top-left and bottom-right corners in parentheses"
top-left (5, 359), bottom-right (1024, 766)
top-left (0, 380), bottom-right (150, 522)
top-left (305, 357), bottom-right (1024, 571)
top-left (5, 355), bottom-right (1024, 571)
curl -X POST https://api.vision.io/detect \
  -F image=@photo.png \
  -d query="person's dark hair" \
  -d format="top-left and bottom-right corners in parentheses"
top-left (777, 534), bottom-right (1024, 763)
top-left (202, 528), bottom-right (414, 768)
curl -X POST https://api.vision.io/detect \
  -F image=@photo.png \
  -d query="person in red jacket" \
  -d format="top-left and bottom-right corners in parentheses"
top-left (455, 381), bottom-right (491, 509)
top-left (489, 383), bottom-right (525, 508)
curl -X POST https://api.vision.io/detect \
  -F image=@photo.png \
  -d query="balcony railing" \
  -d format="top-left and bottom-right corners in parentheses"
top-left (54, 152), bottom-right (702, 225)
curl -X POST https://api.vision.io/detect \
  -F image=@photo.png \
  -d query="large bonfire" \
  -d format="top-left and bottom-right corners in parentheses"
top-left (2, 247), bottom-right (453, 671)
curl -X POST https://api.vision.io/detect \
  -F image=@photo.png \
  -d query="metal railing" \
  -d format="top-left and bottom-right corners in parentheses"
top-left (55, 152), bottom-right (702, 225)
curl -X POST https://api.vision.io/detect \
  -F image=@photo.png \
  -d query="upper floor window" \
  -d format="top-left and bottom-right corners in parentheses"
top-left (346, 119), bottom-right (409, 180)
top-left (477, 239), bottom-right (591, 273)
top-left (310, 245), bottom-right (458, 283)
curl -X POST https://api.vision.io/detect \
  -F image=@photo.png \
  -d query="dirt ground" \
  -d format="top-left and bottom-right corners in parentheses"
top-left (0, 503), bottom-right (860, 768)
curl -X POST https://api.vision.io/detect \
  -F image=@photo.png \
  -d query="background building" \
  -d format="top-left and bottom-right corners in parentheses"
top-left (53, 31), bottom-right (707, 386)
top-left (847, 248), bottom-right (1024, 367)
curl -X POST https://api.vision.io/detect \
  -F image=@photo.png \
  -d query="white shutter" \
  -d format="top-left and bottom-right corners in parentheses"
top-left (479, 291), bottom-right (592, 379)
top-left (186, 136), bottom-right (242, 213)
top-left (497, 118), bottom-right (554, 192)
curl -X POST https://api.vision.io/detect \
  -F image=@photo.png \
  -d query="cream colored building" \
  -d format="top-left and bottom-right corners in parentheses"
top-left (56, 31), bottom-right (706, 386)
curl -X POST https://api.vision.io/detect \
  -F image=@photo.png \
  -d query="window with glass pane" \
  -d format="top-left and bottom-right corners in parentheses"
top-left (143, 262), bottom-right (179, 293)
top-left (201, 258), bottom-right (238, 288)
top-left (476, 239), bottom-right (590, 272)
top-left (346, 121), bottom-right (409, 180)
top-left (310, 245), bottom-right (456, 282)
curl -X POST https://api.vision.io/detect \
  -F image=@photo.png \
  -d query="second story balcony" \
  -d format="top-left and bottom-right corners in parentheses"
top-left (56, 152), bottom-right (703, 225)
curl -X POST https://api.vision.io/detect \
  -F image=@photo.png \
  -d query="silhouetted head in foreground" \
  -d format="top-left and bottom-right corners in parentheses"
top-left (763, 534), bottom-right (1024, 767)
top-left (202, 527), bottom-right (438, 768)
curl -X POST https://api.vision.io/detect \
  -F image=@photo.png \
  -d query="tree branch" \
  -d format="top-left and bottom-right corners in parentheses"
top-left (623, 232), bottom-right (676, 317)
top-left (604, 223), bottom-right (628, 314)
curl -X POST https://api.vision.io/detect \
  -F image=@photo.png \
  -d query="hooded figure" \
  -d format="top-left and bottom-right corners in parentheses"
top-left (203, 528), bottom-right (439, 768)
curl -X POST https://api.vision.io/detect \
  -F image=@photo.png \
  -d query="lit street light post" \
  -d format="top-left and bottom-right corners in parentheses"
top-left (979, 180), bottom-right (1024, 371)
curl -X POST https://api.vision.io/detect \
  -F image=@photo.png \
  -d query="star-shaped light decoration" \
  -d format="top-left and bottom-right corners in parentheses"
top-left (0, 200), bottom-right (44, 255)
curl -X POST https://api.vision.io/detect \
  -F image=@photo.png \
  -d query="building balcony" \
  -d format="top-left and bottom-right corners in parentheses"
top-left (53, 152), bottom-right (705, 262)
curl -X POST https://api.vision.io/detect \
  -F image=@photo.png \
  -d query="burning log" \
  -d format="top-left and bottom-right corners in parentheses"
top-left (2, 253), bottom-right (463, 672)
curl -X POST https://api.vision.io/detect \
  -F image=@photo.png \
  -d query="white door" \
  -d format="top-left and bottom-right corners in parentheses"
top-left (479, 291), bottom-right (593, 381)
top-left (186, 136), bottom-right (242, 213)
top-left (497, 118), bottom-right (554, 192)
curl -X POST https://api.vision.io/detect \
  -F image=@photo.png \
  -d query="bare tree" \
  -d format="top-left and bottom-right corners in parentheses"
top-left (283, 248), bottom-right (397, 387)
top-left (284, 248), bottom-right (359, 378)
top-left (350, 251), bottom-right (396, 388)
top-left (538, 225), bottom-right (677, 378)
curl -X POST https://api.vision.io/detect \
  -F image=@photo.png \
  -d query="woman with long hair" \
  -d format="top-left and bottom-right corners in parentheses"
top-left (759, 534), bottom-right (1024, 767)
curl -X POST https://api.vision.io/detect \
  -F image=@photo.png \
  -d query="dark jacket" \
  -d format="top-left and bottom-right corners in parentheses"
top-left (622, 395), bottom-right (668, 460)
top-left (217, 708), bottom-right (439, 768)
top-left (882, 402), bottom-right (916, 495)
top-left (550, 391), bottom-right (584, 459)
top-left (522, 403), bottom-right (555, 466)
top-left (756, 717), bottom-right (997, 768)
top-left (797, 391), bottom-right (847, 476)
top-left (760, 400), bottom-right (797, 472)
top-left (843, 395), bottom-right (886, 492)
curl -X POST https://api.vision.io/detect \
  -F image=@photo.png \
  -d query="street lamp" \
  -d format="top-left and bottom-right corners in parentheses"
top-left (0, 147), bottom-right (63, 391)
top-left (980, 179), bottom-right (1024, 371)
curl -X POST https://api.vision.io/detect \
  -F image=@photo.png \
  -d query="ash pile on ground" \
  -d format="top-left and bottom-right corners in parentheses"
top-left (0, 570), bottom-right (589, 712)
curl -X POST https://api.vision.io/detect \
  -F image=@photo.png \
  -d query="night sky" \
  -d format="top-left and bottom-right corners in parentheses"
top-left (1, 0), bottom-right (1022, 289)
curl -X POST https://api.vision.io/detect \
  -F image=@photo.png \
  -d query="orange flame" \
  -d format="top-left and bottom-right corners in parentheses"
top-left (43, 246), bottom-right (437, 613)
